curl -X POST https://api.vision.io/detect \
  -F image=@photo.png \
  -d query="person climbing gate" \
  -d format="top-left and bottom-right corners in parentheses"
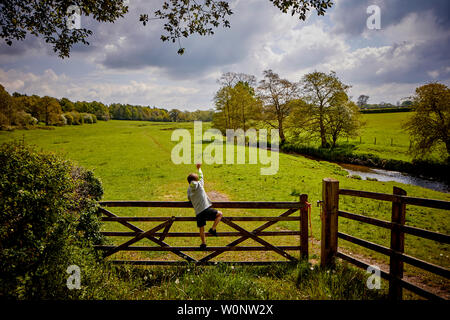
top-left (187, 163), bottom-right (223, 250)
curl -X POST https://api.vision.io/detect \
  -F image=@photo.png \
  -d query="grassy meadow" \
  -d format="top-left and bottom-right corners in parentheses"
top-left (294, 112), bottom-right (444, 163)
top-left (350, 112), bottom-right (421, 162)
top-left (0, 117), bottom-right (449, 299)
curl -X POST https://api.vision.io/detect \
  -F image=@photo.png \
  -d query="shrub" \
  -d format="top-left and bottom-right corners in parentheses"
top-left (60, 114), bottom-right (67, 125)
top-left (69, 111), bottom-right (82, 125)
top-left (64, 112), bottom-right (74, 125)
top-left (0, 141), bottom-right (105, 299)
top-left (12, 111), bottom-right (36, 127)
top-left (81, 113), bottom-right (93, 124)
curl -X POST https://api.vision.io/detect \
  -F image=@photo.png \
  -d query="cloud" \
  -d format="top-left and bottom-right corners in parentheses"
top-left (0, 0), bottom-right (448, 107)
top-left (92, 0), bottom-right (281, 79)
top-left (331, 0), bottom-right (450, 36)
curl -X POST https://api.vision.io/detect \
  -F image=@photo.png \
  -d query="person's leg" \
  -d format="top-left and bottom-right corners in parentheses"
top-left (211, 210), bottom-right (223, 231)
top-left (199, 226), bottom-right (206, 244)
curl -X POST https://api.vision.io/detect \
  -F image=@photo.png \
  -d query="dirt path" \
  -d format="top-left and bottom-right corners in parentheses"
top-left (207, 191), bottom-right (230, 202)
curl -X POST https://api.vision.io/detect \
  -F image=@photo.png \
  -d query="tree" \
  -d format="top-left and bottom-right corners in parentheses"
top-left (0, 84), bottom-right (15, 128)
top-left (169, 109), bottom-right (182, 122)
top-left (404, 83), bottom-right (450, 161)
top-left (257, 70), bottom-right (299, 145)
top-left (231, 81), bottom-right (261, 131)
top-left (357, 95), bottom-right (369, 109)
top-left (60, 97), bottom-right (75, 112)
top-left (300, 71), bottom-right (350, 148)
top-left (213, 80), bottom-right (261, 132)
top-left (0, 0), bottom-right (332, 57)
top-left (213, 72), bottom-right (259, 131)
top-left (326, 97), bottom-right (362, 148)
top-left (36, 96), bottom-right (62, 125)
top-left (217, 72), bottom-right (257, 88)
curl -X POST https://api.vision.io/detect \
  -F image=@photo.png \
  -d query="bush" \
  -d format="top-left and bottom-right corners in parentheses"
top-left (60, 114), bottom-right (67, 125)
top-left (69, 111), bottom-right (82, 125)
top-left (12, 111), bottom-right (36, 127)
top-left (64, 112), bottom-right (74, 125)
top-left (81, 113), bottom-right (93, 124)
top-left (0, 141), bottom-right (105, 299)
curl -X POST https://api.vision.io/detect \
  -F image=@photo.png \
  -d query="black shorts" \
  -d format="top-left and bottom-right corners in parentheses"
top-left (196, 207), bottom-right (219, 228)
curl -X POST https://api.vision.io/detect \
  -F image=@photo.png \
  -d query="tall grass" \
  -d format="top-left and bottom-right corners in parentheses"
top-left (109, 261), bottom-right (387, 300)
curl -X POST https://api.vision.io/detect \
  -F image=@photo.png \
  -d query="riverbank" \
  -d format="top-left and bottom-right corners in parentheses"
top-left (281, 142), bottom-right (450, 187)
top-left (339, 163), bottom-right (449, 193)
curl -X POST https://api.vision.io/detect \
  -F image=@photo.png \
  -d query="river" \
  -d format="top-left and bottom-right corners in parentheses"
top-left (339, 163), bottom-right (449, 193)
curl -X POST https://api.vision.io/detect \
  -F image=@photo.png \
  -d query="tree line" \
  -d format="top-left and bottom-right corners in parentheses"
top-left (213, 70), bottom-right (362, 148)
top-left (0, 84), bottom-right (214, 130)
top-left (212, 71), bottom-right (449, 161)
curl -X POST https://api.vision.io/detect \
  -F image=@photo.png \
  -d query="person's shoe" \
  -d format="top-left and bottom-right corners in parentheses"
top-left (199, 243), bottom-right (207, 250)
top-left (209, 228), bottom-right (218, 236)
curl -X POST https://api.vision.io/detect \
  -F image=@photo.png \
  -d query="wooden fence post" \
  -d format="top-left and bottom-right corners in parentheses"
top-left (300, 194), bottom-right (309, 260)
top-left (389, 186), bottom-right (407, 300)
top-left (321, 178), bottom-right (339, 268)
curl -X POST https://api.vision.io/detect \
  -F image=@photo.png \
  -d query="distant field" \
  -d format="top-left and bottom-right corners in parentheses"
top-left (295, 112), bottom-right (444, 163)
top-left (0, 120), bottom-right (448, 297)
top-left (349, 112), bottom-right (416, 162)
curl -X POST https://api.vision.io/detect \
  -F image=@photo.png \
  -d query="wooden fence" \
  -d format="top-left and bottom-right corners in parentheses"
top-left (96, 195), bottom-right (310, 265)
top-left (320, 178), bottom-right (450, 301)
top-left (95, 179), bottom-right (449, 300)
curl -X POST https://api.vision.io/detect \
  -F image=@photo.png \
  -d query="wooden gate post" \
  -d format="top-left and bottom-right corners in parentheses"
top-left (389, 186), bottom-right (407, 300)
top-left (321, 178), bottom-right (339, 268)
top-left (300, 194), bottom-right (309, 260)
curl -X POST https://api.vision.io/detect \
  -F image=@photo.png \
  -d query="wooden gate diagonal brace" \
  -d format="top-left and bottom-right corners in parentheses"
top-left (199, 208), bottom-right (298, 263)
top-left (105, 218), bottom-right (174, 257)
top-left (159, 217), bottom-right (174, 242)
top-left (99, 207), bottom-right (197, 262)
top-left (221, 218), bottom-right (298, 262)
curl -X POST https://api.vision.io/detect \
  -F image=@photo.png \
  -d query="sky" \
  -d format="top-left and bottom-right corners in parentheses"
top-left (0, 0), bottom-right (449, 111)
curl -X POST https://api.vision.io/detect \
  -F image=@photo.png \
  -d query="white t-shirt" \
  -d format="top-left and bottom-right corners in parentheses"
top-left (187, 168), bottom-right (212, 215)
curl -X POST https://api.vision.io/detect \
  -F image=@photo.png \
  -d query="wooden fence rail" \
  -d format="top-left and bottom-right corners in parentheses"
top-left (96, 196), bottom-right (310, 266)
top-left (321, 178), bottom-right (450, 301)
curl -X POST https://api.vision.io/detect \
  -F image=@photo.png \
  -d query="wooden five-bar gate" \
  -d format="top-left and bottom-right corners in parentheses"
top-left (96, 194), bottom-right (310, 266)
top-left (96, 179), bottom-right (450, 300)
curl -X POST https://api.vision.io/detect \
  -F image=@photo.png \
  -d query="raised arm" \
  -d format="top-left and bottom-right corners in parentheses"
top-left (196, 164), bottom-right (204, 187)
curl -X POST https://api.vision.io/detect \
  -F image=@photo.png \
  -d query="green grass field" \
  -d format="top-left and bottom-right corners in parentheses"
top-left (1, 118), bottom-right (448, 299)
top-left (295, 112), bottom-right (444, 163)
top-left (350, 112), bottom-right (419, 162)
